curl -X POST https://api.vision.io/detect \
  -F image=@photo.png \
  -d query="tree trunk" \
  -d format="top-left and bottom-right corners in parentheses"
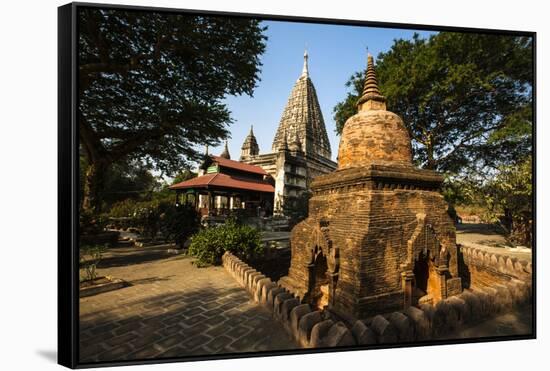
top-left (502, 207), bottom-right (513, 234)
top-left (425, 138), bottom-right (436, 170)
top-left (82, 160), bottom-right (108, 214)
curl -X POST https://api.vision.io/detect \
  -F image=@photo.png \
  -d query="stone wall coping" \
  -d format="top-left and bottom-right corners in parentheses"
top-left (459, 242), bottom-right (532, 280)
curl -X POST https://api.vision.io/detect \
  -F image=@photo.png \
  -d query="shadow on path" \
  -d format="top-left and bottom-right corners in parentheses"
top-left (79, 285), bottom-right (298, 364)
top-left (96, 245), bottom-right (177, 268)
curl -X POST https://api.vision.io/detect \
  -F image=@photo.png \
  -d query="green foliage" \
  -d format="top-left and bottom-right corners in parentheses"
top-left (108, 199), bottom-right (138, 219)
top-left (108, 198), bottom-right (168, 238)
top-left (79, 154), bottom-right (161, 213)
top-left (108, 198), bottom-right (200, 245)
top-left (160, 204), bottom-right (201, 248)
top-left (79, 245), bottom-right (107, 282)
top-left (188, 221), bottom-right (263, 267)
top-left (443, 157), bottom-right (532, 246)
top-left (132, 200), bottom-right (169, 240)
top-left (333, 33), bottom-right (533, 173)
top-left (171, 170), bottom-right (197, 185)
top-left (101, 160), bottom-right (159, 207)
top-left (79, 208), bottom-right (109, 235)
top-left (441, 176), bottom-right (475, 208)
top-left (441, 178), bottom-right (466, 223)
top-left (480, 157), bottom-right (532, 246)
top-left (78, 8), bottom-right (267, 213)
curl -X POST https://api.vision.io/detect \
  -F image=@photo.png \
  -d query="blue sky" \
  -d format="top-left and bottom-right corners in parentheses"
top-left (209, 20), bottom-right (435, 162)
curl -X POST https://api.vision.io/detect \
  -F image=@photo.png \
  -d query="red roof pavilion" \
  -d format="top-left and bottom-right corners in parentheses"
top-left (169, 154), bottom-right (274, 217)
top-left (169, 173), bottom-right (274, 193)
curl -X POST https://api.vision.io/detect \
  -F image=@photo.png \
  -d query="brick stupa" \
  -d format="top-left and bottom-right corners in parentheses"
top-left (279, 55), bottom-right (462, 320)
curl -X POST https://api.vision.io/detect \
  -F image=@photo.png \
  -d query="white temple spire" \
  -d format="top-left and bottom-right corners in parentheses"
top-left (301, 49), bottom-right (309, 77)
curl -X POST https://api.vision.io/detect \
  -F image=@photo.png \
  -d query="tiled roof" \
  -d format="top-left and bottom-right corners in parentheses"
top-left (169, 173), bottom-right (274, 193)
top-left (210, 155), bottom-right (268, 176)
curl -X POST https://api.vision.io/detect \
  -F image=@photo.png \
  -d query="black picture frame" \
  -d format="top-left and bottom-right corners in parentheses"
top-left (58, 2), bottom-right (536, 368)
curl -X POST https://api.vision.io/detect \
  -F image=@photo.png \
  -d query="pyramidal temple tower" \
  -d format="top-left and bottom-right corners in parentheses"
top-left (279, 54), bottom-right (462, 320)
top-left (240, 51), bottom-right (337, 213)
top-left (271, 50), bottom-right (332, 159)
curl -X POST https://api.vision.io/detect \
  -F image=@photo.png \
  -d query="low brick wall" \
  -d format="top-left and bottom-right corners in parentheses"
top-left (222, 252), bottom-right (355, 348)
top-left (459, 243), bottom-right (532, 288)
top-left (222, 250), bottom-right (532, 348)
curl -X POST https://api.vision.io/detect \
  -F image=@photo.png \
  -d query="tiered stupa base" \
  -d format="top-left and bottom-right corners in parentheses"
top-left (279, 163), bottom-right (462, 320)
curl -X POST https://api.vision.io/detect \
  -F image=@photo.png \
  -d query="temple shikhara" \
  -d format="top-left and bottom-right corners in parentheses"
top-left (240, 51), bottom-right (336, 213)
top-left (279, 55), bottom-right (463, 319)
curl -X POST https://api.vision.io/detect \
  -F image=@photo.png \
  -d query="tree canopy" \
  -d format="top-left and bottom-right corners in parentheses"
top-left (333, 32), bottom-right (533, 174)
top-left (78, 8), bottom-right (267, 212)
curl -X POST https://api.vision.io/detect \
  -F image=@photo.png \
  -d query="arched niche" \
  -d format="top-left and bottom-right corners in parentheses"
top-left (304, 221), bottom-right (339, 310)
top-left (401, 214), bottom-right (450, 308)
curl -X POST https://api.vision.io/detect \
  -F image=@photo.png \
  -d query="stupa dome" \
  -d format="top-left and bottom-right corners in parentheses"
top-left (337, 55), bottom-right (412, 169)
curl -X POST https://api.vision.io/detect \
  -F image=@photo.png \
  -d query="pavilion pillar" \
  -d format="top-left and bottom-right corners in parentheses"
top-left (208, 191), bottom-right (214, 214)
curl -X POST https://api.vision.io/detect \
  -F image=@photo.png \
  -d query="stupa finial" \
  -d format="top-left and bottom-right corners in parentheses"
top-left (357, 53), bottom-right (387, 111)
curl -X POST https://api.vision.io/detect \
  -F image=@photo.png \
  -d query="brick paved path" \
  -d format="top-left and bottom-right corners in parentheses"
top-left (79, 246), bottom-right (298, 363)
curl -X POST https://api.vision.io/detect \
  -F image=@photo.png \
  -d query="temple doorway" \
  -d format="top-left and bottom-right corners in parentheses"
top-left (311, 251), bottom-right (330, 310)
top-left (412, 251), bottom-right (435, 305)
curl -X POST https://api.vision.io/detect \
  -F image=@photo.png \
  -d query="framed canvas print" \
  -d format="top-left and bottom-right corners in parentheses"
top-left (58, 2), bottom-right (536, 368)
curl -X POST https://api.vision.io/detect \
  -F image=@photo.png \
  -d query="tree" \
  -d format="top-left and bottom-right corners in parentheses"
top-left (171, 170), bottom-right (197, 185)
top-left (79, 8), bottom-right (267, 213)
top-left (333, 33), bottom-right (533, 173)
top-left (81, 156), bottom-right (159, 209)
top-left (479, 157), bottom-right (533, 246)
top-left (148, 169), bottom-right (198, 205)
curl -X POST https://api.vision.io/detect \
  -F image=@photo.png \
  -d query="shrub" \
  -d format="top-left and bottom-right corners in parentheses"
top-left (79, 209), bottom-right (109, 235)
top-left (160, 204), bottom-right (200, 248)
top-left (79, 244), bottom-right (107, 282)
top-left (108, 199), bottom-right (169, 239)
top-left (108, 199), bottom-right (138, 218)
top-left (133, 200), bottom-right (169, 239)
top-left (188, 220), bottom-right (263, 267)
top-left (108, 197), bottom-right (202, 245)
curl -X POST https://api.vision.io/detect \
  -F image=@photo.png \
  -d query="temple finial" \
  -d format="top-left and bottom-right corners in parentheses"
top-left (301, 49), bottom-right (309, 77)
top-left (220, 139), bottom-right (231, 159)
top-left (356, 53), bottom-right (386, 111)
top-left (240, 126), bottom-right (259, 159)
